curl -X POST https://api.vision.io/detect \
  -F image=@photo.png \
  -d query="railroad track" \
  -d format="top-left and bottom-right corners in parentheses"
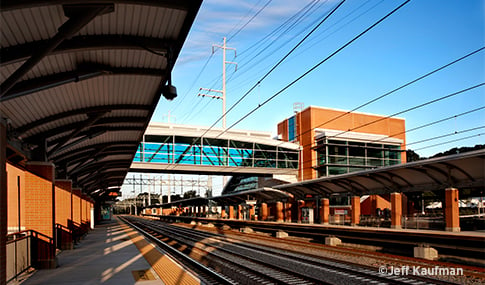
top-left (153, 215), bottom-right (485, 260)
top-left (171, 220), bottom-right (485, 279)
top-left (121, 215), bottom-right (457, 285)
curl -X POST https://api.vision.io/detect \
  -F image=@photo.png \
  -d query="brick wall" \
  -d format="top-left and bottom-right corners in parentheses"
top-left (81, 195), bottom-right (88, 223)
top-left (24, 171), bottom-right (53, 239)
top-left (72, 189), bottom-right (82, 225)
top-left (6, 163), bottom-right (26, 233)
top-left (55, 180), bottom-right (72, 228)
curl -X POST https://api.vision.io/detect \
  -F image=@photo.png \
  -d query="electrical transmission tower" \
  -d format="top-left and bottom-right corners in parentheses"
top-left (199, 37), bottom-right (237, 128)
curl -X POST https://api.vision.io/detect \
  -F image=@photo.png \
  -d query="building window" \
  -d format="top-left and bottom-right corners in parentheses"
top-left (314, 137), bottom-right (402, 177)
top-left (288, 116), bottom-right (296, 141)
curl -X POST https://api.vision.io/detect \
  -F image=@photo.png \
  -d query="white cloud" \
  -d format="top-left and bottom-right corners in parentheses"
top-left (177, 0), bottom-right (320, 65)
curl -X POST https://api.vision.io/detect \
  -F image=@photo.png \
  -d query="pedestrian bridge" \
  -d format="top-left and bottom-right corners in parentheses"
top-left (130, 123), bottom-right (300, 176)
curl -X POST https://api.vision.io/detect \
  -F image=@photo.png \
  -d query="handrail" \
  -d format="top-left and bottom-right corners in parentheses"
top-left (56, 223), bottom-right (72, 232)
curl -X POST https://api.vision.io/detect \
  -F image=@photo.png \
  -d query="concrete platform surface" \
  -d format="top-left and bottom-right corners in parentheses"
top-left (17, 219), bottom-right (164, 285)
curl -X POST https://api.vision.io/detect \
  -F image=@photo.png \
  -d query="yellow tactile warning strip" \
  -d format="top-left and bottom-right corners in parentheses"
top-left (132, 269), bottom-right (156, 281)
top-left (117, 218), bottom-right (201, 285)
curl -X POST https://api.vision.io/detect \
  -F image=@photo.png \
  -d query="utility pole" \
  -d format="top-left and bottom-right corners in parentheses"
top-left (199, 37), bottom-right (237, 128)
top-left (163, 110), bottom-right (175, 123)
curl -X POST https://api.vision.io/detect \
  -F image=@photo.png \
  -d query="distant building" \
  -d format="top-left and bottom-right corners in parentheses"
top-left (277, 106), bottom-right (406, 181)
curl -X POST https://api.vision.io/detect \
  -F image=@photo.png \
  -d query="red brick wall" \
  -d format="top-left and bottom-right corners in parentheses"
top-left (24, 171), bottom-right (53, 238)
top-left (72, 189), bottom-right (82, 225)
top-left (7, 163), bottom-right (26, 233)
top-left (55, 180), bottom-right (72, 228)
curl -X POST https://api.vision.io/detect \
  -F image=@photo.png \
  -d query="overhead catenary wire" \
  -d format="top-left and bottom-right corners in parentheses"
top-left (227, 0), bottom-right (273, 42)
top-left (212, 0), bottom-right (346, 133)
top-left (292, 46), bottom-right (485, 144)
top-left (225, 0), bottom-right (264, 39)
top-left (413, 133), bottom-right (485, 152)
top-left (276, 94), bottom-right (485, 176)
top-left (361, 105), bottom-right (485, 145)
top-left (224, 0), bottom-right (326, 90)
top-left (219, 0), bottom-right (412, 137)
top-left (265, 46), bottom-right (485, 154)
top-left (406, 125), bottom-right (485, 147)
top-left (280, 129), bottom-right (485, 176)
top-left (176, 0), bottom-right (294, 120)
top-left (169, 0), bottom-right (408, 170)
top-left (193, 0), bottom-right (347, 141)
top-left (327, 83), bottom-right (485, 140)
top-left (292, 82), bottom-right (484, 158)
top-left (171, 53), bottom-right (216, 114)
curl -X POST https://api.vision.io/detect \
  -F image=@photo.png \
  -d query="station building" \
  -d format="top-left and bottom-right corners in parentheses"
top-left (277, 106), bottom-right (407, 181)
top-left (141, 106), bottom-right (410, 225)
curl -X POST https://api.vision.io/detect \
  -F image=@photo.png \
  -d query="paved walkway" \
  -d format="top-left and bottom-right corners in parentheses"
top-left (15, 218), bottom-right (199, 285)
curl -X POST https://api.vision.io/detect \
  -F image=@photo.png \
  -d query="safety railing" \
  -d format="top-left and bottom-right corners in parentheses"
top-left (6, 230), bottom-right (54, 283)
top-left (56, 224), bottom-right (73, 250)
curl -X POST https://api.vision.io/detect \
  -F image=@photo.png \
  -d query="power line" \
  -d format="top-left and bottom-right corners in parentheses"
top-left (413, 133), bottom-right (485, 152)
top-left (364, 105), bottom-right (485, 145)
top-left (286, 83), bottom-right (484, 161)
top-left (227, 0), bottom-right (273, 42)
top-left (406, 126), bottom-right (485, 147)
top-left (292, 46), bottom-right (485, 143)
top-left (276, 102), bottom-right (485, 176)
top-left (280, 128), bottom-right (485, 176)
top-left (224, 0), bottom-right (330, 91)
top-left (171, 53), bottom-right (215, 114)
top-left (328, 83), bottom-right (485, 139)
top-left (265, 46), bottom-right (485, 157)
top-left (225, 0), bottom-right (264, 39)
top-left (206, 0), bottom-right (346, 136)
top-left (237, 0), bottom-right (321, 59)
top-left (220, 0), bottom-right (411, 137)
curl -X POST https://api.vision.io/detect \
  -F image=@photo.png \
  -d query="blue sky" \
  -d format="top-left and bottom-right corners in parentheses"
top-left (151, 0), bottom-right (484, 159)
top-left (124, 0), bottom-right (484, 198)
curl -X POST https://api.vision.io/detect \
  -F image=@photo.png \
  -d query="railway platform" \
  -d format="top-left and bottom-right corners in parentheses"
top-left (12, 218), bottom-right (199, 285)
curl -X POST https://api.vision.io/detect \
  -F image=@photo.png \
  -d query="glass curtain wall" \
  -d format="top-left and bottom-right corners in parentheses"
top-left (315, 137), bottom-right (401, 177)
top-left (135, 135), bottom-right (299, 169)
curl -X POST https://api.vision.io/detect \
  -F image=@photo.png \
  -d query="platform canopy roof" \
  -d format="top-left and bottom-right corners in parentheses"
top-left (149, 197), bottom-right (208, 209)
top-left (210, 187), bottom-right (294, 204)
top-left (275, 149), bottom-right (485, 199)
top-left (0, 0), bottom-right (202, 198)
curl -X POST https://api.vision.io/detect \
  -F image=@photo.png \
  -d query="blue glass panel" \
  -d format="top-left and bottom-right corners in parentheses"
top-left (288, 116), bottom-right (295, 141)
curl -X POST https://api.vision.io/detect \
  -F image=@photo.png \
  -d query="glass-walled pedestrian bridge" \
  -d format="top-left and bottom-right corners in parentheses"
top-left (130, 123), bottom-right (300, 176)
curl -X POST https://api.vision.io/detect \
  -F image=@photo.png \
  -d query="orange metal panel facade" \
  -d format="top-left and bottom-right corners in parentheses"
top-left (278, 106), bottom-right (406, 180)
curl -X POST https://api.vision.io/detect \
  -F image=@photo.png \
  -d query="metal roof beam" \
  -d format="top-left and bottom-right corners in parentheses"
top-left (50, 140), bottom-right (138, 161)
top-left (1, 0), bottom-right (196, 12)
top-left (1, 35), bottom-right (172, 66)
top-left (25, 116), bottom-right (146, 142)
top-left (1, 66), bottom-right (165, 102)
top-left (14, 105), bottom-right (151, 136)
top-left (63, 148), bottom-right (134, 168)
top-left (48, 111), bottom-right (108, 157)
top-left (49, 129), bottom-right (107, 158)
top-left (70, 159), bottom-right (130, 177)
top-left (0, 3), bottom-right (115, 96)
top-left (47, 125), bottom-right (143, 148)
top-left (439, 162), bottom-right (475, 183)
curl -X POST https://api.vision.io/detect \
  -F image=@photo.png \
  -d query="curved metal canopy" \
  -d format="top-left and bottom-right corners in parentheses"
top-left (275, 149), bottom-right (485, 199)
top-left (211, 187), bottom-right (294, 204)
top-left (1, 0), bottom-right (202, 198)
